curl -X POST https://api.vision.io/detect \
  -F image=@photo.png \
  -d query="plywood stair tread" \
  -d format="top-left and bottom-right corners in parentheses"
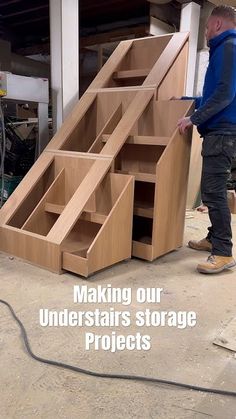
top-left (113, 68), bottom-right (150, 80)
top-left (116, 170), bottom-right (156, 183)
top-left (102, 134), bottom-right (169, 146)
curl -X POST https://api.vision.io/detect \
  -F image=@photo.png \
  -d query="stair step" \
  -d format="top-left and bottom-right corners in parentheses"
top-left (116, 170), bottom-right (156, 183)
top-left (113, 68), bottom-right (150, 80)
top-left (102, 134), bottom-right (169, 146)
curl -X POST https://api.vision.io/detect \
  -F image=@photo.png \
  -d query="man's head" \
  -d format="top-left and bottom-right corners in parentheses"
top-left (206, 5), bottom-right (236, 45)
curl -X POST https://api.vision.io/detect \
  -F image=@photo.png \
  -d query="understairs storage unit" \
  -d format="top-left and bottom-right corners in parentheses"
top-left (0, 32), bottom-right (193, 277)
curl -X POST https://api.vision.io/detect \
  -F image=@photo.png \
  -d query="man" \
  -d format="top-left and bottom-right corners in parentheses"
top-left (178, 5), bottom-right (236, 274)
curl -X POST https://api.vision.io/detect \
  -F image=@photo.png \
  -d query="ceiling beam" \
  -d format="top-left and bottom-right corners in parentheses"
top-left (15, 24), bottom-right (147, 55)
top-left (0, 0), bottom-right (23, 7)
top-left (80, 25), bottom-right (148, 48)
top-left (15, 43), bottom-right (50, 56)
top-left (2, 5), bottom-right (49, 19)
top-left (10, 15), bottom-right (49, 26)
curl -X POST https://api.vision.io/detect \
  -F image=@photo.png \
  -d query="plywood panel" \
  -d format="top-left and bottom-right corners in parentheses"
top-left (144, 32), bottom-right (189, 86)
top-left (152, 116), bottom-right (193, 258)
top-left (0, 153), bottom-right (54, 227)
top-left (0, 226), bottom-right (61, 273)
top-left (87, 177), bottom-right (134, 275)
top-left (158, 41), bottom-right (188, 100)
top-left (186, 126), bottom-right (202, 209)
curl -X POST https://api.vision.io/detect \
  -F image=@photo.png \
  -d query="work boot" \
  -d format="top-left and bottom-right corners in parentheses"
top-left (188, 238), bottom-right (212, 252)
top-left (197, 255), bottom-right (236, 274)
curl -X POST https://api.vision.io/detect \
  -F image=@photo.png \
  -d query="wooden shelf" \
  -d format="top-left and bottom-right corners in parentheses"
top-left (80, 211), bottom-right (107, 224)
top-left (45, 202), bottom-right (65, 214)
top-left (134, 204), bottom-right (154, 218)
top-left (102, 134), bottom-right (169, 146)
top-left (116, 170), bottom-right (156, 183)
top-left (45, 203), bottom-right (106, 224)
top-left (113, 68), bottom-right (150, 80)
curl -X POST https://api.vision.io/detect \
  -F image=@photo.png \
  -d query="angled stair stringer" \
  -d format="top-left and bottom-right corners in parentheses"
top-left (0, 32), bottom-right (193, 276)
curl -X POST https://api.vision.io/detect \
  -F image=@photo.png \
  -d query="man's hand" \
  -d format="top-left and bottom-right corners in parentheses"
top-left (177, 116), bottom-right (193, 134)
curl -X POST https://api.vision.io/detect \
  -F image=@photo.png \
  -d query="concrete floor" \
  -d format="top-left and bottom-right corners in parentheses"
top-left (0, 211), bottom-right (236, 419)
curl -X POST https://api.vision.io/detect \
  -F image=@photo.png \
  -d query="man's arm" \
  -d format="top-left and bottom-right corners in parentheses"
top-left (190, 40), bottom-right (236, 126)
top-left (182, 96), bottom-right (202, 109)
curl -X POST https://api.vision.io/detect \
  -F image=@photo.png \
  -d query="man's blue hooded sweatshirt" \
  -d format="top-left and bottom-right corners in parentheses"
top-left (188, 29), bottom-right (236, 136)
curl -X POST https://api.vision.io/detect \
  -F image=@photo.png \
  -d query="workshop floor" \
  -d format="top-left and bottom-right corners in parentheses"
top-left (0, 211), bottom-right (236, 419)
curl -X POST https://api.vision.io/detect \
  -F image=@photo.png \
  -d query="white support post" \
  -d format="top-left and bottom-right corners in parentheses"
top-left (38, 102), bottom-right (49, 155)
top-left (180, 1), bottom-right (201, 96)
top-left (50, 0), bottom-right (79, 134)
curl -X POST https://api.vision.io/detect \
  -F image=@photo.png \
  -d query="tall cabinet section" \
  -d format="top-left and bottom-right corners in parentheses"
top-left (0, 33), bottom-right (193, 276)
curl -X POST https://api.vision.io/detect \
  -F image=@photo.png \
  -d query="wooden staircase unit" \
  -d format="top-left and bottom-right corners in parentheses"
top-left (0, 32), bottom-right (193, 277)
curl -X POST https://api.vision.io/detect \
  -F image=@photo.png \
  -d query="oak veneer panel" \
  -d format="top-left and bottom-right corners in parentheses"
top-left (95, 90), bottom-right (136, 133)
top-left (59, 98), bottom-right (98, 152)
top-left (45, 203), bottom-right (65, 215)
top-left (101, 89), bottom-right (154, 156)
top-left (46, 92), bottom-right (97, 151)
top-left (95, 173), bottom-right (130, 215)
top-left (132, 241), bottom-right (153, 261)
top-left (117, 35), bottom-right (172, 72)
top-left (158, 41), bottom-right (189, 101)
top-left (102, 135), bottom-right (170, 146)
top-left (133, 205), bottom-right (154, 219)
top-left (46, 149), bottom-right (112, 160)
top-left (47, 159), bottom-right (112, 244)
top-left (116, 170), bottom-right (156, 183)
top-left (88, 104), bottom-right (123, 153)
top-left (61, 174), bottom-right (134, 277)
top-left (144, 32), bottom-right (189, 87)
top-left (118, 144), bottom-right (165, 174)
top-left (113, 69), bottom-right (150, 80)
top-left (61, 220), bottom-right (100, 255)
top-left (0, 153), bottom-right (54, 227)
top-left (47, 90), bottom-right (154, 243)
top-left (22, 169), bottom-right (65, 235)
top-left (86, 176), bottom-right (134, 276)
top-left (153, 100), bottom-right (193, 137)
top-left (63, 252), bottom-right (88, 277)
top-left (80, 211), bottom-right (106, 224)
top-left (152, 105), bottom-right (194, 258)
top-left (0, 226), bottom-right (61, 273)
top-left (186, 126), bottom-right (202, 209)
top-left (89, 40), bottom-right (133, 90)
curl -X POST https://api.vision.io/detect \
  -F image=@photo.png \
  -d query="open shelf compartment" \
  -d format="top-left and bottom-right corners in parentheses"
top-left (106, 35), bottom-right (172, 88)
top-left (61, 172), bottom-right (134, 277)
top-left (7, 154), bottom-right (95, 236)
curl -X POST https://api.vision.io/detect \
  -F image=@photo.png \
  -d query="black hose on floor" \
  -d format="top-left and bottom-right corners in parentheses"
top-left (1, 299), bottom-right (236, 398)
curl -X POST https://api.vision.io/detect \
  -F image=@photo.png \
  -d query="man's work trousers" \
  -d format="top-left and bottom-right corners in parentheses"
top-left (201, 134), bottom-right (236, 257)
